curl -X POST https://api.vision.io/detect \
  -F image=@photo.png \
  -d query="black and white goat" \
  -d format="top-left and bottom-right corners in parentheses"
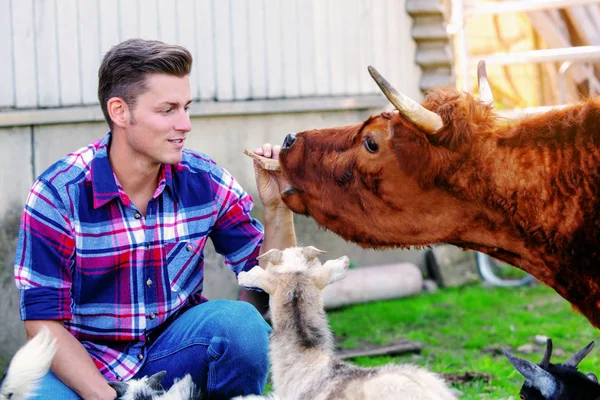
top-left (0, 326), bottom-right (198, 400)
top-left (236, 246), bottom-right (457, 400)
top-left (108, 371), bottom-right (199, 400)
top-left (505, 338), bottom-right (600, 399)
top-left (0, 327), bottom-right (56, 400)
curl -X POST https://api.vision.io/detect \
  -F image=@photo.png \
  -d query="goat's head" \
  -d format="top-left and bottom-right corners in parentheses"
top-left (109, 371), bottom-right (167, 400)
top-left (505, 339), bottom-right (599, 399)
top-left (279, 65), bottom-right (498, 249)
top-left (238, 246), bottom-right (349, 295)
top-left (108, 372), bottom-right (198, 400)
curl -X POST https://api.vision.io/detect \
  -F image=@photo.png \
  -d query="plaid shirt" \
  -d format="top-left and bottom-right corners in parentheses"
top-left (14, 132), bottom-right (264, 381)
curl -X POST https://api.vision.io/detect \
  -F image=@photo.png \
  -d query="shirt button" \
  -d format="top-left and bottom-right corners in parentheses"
top-left (134, 212), bottom-right (141, 219)
top-left (149, 313), bottom-right (156, 320)
top-left (186, 244), bottom-right (193, 252)
top-left (146, 279), bottom-right (153, 286)
top-left (138, 354), bottom-right (144, 360)
top-left (117, 376), bottom-right (123, 381)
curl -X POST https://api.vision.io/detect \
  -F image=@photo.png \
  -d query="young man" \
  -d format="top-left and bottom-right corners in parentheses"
top-left (13, 39), bottom-right (296, 400)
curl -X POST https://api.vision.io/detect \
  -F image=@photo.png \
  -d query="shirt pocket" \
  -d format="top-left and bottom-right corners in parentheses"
top-left (164, 241), bottom-right (203, 293)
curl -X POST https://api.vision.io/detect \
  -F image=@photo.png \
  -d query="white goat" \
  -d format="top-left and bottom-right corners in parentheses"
top-left (0, 327), bottom-right (56, 400)
top-left (237, 246), bottom-right (457, 400)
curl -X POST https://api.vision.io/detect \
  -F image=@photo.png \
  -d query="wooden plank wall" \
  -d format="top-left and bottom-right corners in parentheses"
top-left (0, 0), bottom-right (413, 110)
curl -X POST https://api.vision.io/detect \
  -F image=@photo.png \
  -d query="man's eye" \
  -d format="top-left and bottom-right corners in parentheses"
top-left (163, 109), bottom-right (174, 114)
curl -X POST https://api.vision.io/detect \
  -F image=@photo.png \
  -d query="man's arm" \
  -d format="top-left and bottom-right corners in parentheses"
top-left (240, 143), bottom-right (297, 312)
top-left (251, 142), bottom-right (297, 254)
top-left (24, 320), bottom-right (116, 400)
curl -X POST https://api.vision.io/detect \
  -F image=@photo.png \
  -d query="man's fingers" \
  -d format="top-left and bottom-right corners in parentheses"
top-left (272, 144), bottom-right (281, 159)
top-left (261, 143), bottom-right (273, 159)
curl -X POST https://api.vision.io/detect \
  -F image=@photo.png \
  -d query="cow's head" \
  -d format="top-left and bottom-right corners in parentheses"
top-left (279, 65), bottom-right (499, 249)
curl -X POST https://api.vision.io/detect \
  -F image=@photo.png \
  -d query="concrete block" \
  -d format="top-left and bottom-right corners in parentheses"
top-left (427, 245), bottom-right (480, 287)
top-left (323, 263), bottom-right (423, 309)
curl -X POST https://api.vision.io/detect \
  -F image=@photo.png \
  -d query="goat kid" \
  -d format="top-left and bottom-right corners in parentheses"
top-left (0, 327), bottom-right (198, 400)
top-left (108, 371), bottom-right (199, 400)
top-left (237, 246), bottom-right (457, 400)
top-left (505, 338), bottom-right (600, 399)
top-left (0, 327), bottom-right (56, 400)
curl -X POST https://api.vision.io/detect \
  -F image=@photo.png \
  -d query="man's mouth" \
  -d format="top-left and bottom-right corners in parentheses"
top-left (168, 139), bottom-right (184, 143)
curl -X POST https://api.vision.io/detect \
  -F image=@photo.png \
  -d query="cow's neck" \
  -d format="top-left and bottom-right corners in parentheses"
top-left (445, 127), bottom-right (600, 328)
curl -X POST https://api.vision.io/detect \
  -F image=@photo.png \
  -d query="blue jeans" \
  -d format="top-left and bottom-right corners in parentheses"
top-left (30, 300), bottom-right (271, 400)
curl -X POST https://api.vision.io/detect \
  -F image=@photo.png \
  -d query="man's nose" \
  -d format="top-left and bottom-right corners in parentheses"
top-left (282, 133), bottom-right (297, 149)
top-left (176, 110), bottom-right (192, 132)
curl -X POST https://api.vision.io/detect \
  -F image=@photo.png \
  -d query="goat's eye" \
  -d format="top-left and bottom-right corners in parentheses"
top-left (520, 395), bottom-right (525, 400)
top-left (363, 136), bottom-right (379, 153)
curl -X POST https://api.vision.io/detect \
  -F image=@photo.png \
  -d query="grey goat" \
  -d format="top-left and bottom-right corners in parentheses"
top-left (236, 246), bottom-right (457, 400)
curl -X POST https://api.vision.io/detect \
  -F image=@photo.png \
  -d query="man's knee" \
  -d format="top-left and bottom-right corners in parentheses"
top-left (204, 300), bottom-right (271, 365)
top-left (28, 371), bottom-right (81, 400)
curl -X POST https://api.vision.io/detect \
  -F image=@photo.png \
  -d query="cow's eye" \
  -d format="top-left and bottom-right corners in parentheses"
top-left (363, 136), bottom-right (379, 153)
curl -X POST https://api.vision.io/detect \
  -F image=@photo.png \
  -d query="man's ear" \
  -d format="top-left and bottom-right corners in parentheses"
top-left (238, 266), bottom-right (276, 294)
top-left (107, 97), bottom-right (131, 128)
top-left (257, 248), bottom-right (284, 269)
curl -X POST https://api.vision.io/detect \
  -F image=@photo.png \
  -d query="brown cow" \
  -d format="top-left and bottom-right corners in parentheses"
top-left (278, 64), bottom-right (600, 329)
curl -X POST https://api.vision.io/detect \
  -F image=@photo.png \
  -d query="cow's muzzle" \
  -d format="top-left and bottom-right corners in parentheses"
top-left (282, 133), bottom-right (297, 149)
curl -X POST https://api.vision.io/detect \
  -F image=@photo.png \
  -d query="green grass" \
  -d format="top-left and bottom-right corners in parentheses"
top-left (326, 284), bottom-right (600, 399)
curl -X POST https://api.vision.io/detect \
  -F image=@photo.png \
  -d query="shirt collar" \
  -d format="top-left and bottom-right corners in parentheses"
top-left (91, 132), bottom-right (179, 209)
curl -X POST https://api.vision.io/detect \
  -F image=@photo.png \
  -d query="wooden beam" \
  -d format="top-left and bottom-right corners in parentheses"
top-left (565, 6), bottom-right (600, 45)
top-left (466, 0), bottom-right (600, 16)
top-left (336, 340), bottom-right (423, 360)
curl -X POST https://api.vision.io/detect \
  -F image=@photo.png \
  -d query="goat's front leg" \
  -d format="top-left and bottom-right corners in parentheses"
top-left (238, 267), bottom-right (274, 293)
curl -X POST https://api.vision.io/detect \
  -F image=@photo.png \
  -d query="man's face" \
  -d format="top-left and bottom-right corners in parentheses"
top-left (125, 73), bottom-right (193, 166)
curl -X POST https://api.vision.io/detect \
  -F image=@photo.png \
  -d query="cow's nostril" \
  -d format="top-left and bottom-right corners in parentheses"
top-left (282, 133), bottom-right (297, 149)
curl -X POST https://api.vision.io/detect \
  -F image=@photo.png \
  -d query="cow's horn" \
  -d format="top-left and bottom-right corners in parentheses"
top-left (368, 65), bottom-right (443, 133)
top-left (477, 60), bottom-right (493, 105)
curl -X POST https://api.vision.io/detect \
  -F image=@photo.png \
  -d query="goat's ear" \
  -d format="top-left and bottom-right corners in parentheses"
top-left (238, 266), bottom-right (275, 294)
top-left (504, 349), bottom-right (557, 398)
top-left (258, 249), bottom-right (284, 268)
top-left (107, 381), bottom-right (129, 398)
top-left (147, 370), bottom-right (167, 391)
top-left (315, 256), bottom-right (350, 289)
top-left (565, 341), bottom-right (594, 368)
top-left (588, 373), bottom-right (598, 383)
top-left (302, 246), bottom-right (326, 261)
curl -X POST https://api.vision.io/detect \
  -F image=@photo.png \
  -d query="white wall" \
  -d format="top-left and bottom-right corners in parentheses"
top-left (0, 0), bottom-right (422, 109)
